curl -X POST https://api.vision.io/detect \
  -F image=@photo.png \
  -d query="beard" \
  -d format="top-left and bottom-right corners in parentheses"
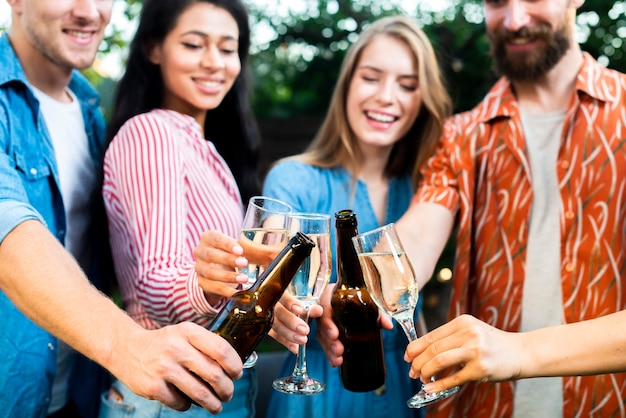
top-left (489, 20), bottom-right (571, 82)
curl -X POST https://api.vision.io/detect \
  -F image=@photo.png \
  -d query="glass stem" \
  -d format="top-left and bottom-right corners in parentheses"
top-left (290, 307), bottom-right (311, 382)
top-left (395, 311), bottom-right (418, 342)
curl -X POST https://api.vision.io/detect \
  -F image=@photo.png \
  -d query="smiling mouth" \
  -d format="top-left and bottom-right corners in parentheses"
top-left (195, 79), bottom-right (223, 88)
top-left (64, 29), bottom-right (94, 39)
top-left (365, 111), bottom-right (397, 123)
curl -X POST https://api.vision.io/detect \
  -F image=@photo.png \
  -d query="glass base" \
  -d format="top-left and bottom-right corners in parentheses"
top-left (272, 376), bottom-right (325, 395)
top-left (243, 351), bottom-right (258, 369)
top-left (407, 385), bottom-right (459, 408)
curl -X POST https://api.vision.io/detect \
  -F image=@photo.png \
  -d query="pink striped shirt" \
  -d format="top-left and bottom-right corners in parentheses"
top-left (103, 109), bottom-right (243, 330)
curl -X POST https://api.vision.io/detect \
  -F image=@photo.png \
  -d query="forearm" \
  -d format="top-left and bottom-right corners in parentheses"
top-left (395, 202), bottom-right (454, 289)
top-left (520, 311), bottom-right (626, 378)
top-left (0, 220), bottom-right (141, 375)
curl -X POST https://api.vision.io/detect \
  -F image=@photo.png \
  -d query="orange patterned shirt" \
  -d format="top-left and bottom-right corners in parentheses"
top-left (414, 53), bottom-right (626, 417)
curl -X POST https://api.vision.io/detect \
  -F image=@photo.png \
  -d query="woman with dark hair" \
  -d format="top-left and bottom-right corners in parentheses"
top-left (106, 0), bottom-right (259, 203)
top-left (99, 0), bottom-right (310, 416)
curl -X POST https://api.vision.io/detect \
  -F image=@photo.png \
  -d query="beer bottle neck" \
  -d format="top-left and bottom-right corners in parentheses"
top-left (336, 225), bottom-right (365, 288)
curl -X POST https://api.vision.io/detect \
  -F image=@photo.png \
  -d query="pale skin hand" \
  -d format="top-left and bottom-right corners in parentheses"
top-left (193, 229), bottom-right (321, 353)
top-left (405, 312), bottom-right (626, 394)
top-left (0, 220), bottom-right (242, 413)
top-left (404, 314), bottom-right (524, 393)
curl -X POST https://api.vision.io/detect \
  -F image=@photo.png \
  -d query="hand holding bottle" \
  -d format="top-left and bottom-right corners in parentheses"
top-left (208, 232), bottom-right (315, 364)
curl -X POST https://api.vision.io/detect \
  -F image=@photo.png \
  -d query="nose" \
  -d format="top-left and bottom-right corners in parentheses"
top-left (503, 0), bottom-right (531, 32)
top-left (375, 78), bottom-right (395, 105)
top-left (72, 0), bottom-right (101, 21)
top-left (201, 45), bottom-right (226, 70)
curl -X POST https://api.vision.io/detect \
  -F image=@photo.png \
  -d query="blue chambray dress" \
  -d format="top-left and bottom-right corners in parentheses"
top-left (262, 161), bottom-right (424, 418)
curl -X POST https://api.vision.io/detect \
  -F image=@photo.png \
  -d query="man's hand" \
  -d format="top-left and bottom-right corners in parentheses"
top-left (109, 322), bottom-right (243, 413)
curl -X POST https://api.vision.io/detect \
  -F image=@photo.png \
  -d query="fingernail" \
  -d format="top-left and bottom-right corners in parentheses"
top-left (295, 335), bottom-right (307, 344)
top-left (408, 369), bottom-right (416, 379)
top-left (235, 274), bottom-right (248, 283)
top-left (291, 304), bottom-right (303, 315)
top-left (296, 324), bottom-right (308, 335)
top-left (233, 244), bottom-right (244, 255)
top-left (235, 257), bottom-right (247, 267)
top-left (423, 383), bottom-right (434, 393)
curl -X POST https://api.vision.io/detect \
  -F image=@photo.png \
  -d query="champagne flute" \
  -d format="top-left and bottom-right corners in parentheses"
top-left (237, 196), bottom-right (292, 368)
top-left (352, 223), bottom-right (459, 408)
top-left (272, 212), bottom-right (332, 395)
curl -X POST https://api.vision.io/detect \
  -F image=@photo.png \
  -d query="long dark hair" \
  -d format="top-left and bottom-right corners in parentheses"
top-left (107, 0), bottom-right (260, 201)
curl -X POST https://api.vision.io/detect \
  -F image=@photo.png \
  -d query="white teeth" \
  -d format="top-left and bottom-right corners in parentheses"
top-left (511, 37), bottom-right (530, 45)
top-left (66, 30), bottom-right (91, 39)
top-left (197, 80), bottom-right (221, 88)
top-left (366, 111), bottom-right (395, 123)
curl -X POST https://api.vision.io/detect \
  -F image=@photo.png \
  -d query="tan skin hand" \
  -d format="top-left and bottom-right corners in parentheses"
top-left (193, 229), bottom-right (322, 353)
top-left (108, 322), bottom-right (243, 413)
top-left (404, 314), bottom-right (523, 393)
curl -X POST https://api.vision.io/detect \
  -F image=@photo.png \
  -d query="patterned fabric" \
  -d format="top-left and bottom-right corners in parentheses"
top-left (103, 109), bottom-right (243, 329)
top-left (414, 52), bottom-right (626, 417)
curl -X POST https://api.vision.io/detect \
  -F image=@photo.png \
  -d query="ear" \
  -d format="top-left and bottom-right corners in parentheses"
top-left (7, 0), bottom-right (23, 14)
top-left (145, 42), bottom-right (161, 65)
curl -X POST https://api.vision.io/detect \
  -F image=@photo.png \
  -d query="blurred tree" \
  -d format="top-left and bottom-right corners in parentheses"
top-left (246, 0), bottom-right (626, 115)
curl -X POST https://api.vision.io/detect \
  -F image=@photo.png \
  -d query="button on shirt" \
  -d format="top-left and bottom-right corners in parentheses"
top-left (415, 52), bottom-right (626, 418)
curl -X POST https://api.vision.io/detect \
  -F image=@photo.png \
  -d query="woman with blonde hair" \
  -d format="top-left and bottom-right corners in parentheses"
top-left (262, 15), bottom-right (451, 418)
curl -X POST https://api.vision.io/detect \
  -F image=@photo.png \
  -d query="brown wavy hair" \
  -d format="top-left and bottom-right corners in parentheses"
top-left (288, 15), bottom-right (451, 189)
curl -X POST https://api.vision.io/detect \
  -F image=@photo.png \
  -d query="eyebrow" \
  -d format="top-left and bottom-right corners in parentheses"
top-left (181, 30), bottom-right (238, 41)
top-left (358, 64), bottom-right (418, 80)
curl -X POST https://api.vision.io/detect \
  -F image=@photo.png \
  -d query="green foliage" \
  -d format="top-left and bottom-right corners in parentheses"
top-left (95, 0), bottom-right (626, 117)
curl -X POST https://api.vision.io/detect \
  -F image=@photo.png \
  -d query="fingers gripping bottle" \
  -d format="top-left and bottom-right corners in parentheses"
top-left (331, 210), bottom-right (386, 392)
top-left (209, 232), bottom-right (314, 362)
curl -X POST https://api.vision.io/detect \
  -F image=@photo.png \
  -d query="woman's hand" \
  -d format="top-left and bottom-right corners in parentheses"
top-left (404, 314), bottom-right (523, 393)
top-left (269, 293), bottom-right (324, 353)
top-left (194, 230), bottom-right (248, 302)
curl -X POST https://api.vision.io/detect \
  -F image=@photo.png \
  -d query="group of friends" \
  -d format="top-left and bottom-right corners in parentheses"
top-left (1, 0), bottom-right (625, 417)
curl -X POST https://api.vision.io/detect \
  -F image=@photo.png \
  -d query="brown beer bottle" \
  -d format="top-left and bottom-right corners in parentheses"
top-left (331, 209), bottom-right (386, 392)
top-left (209, 232), bottom-right (314, 363)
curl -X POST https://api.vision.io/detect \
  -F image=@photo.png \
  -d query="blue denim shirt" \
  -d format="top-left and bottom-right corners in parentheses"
top-left (0, 32), bottom-right (113, 417)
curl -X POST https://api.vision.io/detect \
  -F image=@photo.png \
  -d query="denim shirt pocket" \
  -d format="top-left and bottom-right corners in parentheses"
top-left (12, 146), bottom-right (60, 232)
top-left (14, 148), bottom-right (51, 181)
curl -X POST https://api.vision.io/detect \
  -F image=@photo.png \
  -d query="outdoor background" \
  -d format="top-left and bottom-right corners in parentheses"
top-left (2, 0), bottom-right (626, 329)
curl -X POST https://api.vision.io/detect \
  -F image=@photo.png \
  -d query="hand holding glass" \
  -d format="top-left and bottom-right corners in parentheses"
top-left (237, 196), bottom-right (292, 368)
top-left (272, 213), bottom-right (332, 395)
top-left (352, 223), bottom-right (459, 408)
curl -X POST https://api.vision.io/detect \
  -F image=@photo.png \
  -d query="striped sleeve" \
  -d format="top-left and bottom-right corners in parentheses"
top-left (104, 113), bottom-right (215, 328)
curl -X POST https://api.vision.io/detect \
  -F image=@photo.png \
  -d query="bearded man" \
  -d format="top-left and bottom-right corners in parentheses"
top-left (317, 0), bottom-right (626, 416)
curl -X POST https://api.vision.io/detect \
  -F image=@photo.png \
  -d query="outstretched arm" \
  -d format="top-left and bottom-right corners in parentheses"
top-left (405, 313), bottom-right (626, 393)
top-left (0, 220), bottom-right (242, 413)
top-left (395, 201), bottom-right (455, 289)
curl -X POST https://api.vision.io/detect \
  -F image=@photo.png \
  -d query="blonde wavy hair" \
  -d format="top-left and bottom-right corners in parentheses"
top-left (286, 15), bottom-right (451, 188)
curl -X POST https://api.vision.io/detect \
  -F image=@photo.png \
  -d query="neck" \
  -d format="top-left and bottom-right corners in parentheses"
top-left (8, 29), bottom-right (73, 102)
top-left (513, 45), bottom-right (583, 114)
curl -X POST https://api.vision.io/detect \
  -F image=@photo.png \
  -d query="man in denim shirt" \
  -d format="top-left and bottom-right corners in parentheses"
top-left (0, 1), bottom-right (243, 416)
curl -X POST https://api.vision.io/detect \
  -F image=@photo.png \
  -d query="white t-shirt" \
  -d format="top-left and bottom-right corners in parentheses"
top-left (31, 86), bottom-right (97, 414)
top-left (513, 108), bottom-right (566, 418)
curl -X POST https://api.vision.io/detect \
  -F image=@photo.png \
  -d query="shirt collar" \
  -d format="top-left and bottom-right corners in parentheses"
top-left (0, 32), bottom-right (29, 87)
top-left (474, 52), bottom-right (610, 124)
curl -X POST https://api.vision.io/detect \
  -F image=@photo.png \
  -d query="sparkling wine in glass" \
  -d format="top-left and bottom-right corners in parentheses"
top-left (352, 223), bottom-right (459, 408)
top-left (272, 213), bottom-right (332, 395)
top-left (237, 196), bottom-right (292, 368)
